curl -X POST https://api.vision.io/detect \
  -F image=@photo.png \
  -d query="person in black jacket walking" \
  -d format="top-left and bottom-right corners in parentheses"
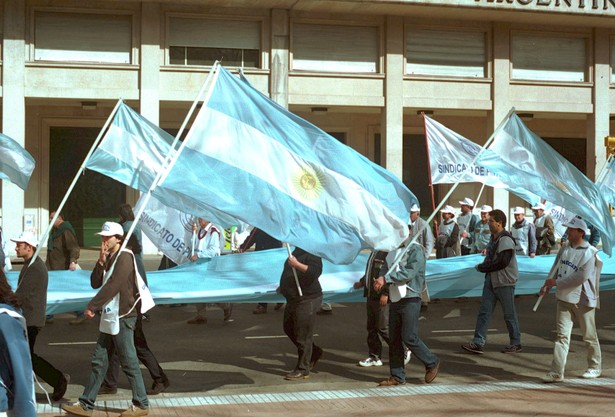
top-left (279, 247), bottom-right (323, 381)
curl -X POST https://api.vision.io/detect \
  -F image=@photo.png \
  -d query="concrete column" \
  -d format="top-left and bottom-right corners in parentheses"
top-left (270, 9), bottom-right (289, 109)
top-left (139, 2), bottom-right (161, 254)
top-left (587, 28), bottom-right (610, 181)
top-left (383, 15), bottom-right (404, 180)
top-left (489, 22), bottom-right (511, 212)
top-left (2, 0), bottom-right (26, 250)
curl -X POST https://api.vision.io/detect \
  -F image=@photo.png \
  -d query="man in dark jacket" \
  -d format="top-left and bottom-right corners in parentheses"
top-left (12, 231), bottom-right (68, 402)
top-left (279, 247), bottom-right (323, 381)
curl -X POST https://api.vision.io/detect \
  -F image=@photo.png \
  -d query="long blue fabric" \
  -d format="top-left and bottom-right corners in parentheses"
top-left (7, 249), bottom-right (614, 315)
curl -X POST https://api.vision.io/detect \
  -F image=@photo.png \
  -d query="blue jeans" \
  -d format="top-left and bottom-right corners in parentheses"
top-left (473, 280), bottom-right (521, 346)
top-left (389, 298), bottom-right (438, 383)
top-left (79, 316), bottom-right (149, 410)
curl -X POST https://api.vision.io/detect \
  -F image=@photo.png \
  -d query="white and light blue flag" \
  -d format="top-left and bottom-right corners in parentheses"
top-left (155, 66), bottom-right (416, 264)
top-left (0, 133), bottom-right (35, 190)
top-left (476, 113), bottom-right (615, 255)
top-left (598, 157), bottom-right (615, 207)
top-left (85, 101), bottom-right (242, 229)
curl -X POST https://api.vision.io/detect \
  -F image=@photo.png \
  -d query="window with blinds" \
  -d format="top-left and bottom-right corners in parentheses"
top-left (511, 33), bottom-right (587, 82)
top-left (292, 23), bottom-right (379, 73)
top-left (168, 17), bottom-right (261, 67)
top-left (34, 12), bottom-right (132, 64)
top-left (405, 28), bottom-right (486, 77)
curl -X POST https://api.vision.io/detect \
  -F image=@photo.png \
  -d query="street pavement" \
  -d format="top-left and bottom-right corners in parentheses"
top-left (23, 252), bottom-right (615, 416)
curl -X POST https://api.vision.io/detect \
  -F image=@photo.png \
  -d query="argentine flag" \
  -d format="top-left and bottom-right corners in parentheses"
top-left (155, 66), bottom-right (416, 264)
top-left (0, 133), bottom-right (35, 191)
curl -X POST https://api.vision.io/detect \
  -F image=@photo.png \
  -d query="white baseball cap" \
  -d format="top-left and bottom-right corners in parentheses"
top-left (11, 231), bottom-right (39, 247)
top-left (410, 203), bottom-right (420, 212)
top-left (96, 221), bottom-right (124, 237)
top-left (479, 205), bottom-right (493, 213)
top-left (512, 207), bottom-right (525, 215)
top-left (563, 216), bottom-right (590, 235)
top-left (531, 202), bottom-right (546, 210)
top-left (440, 205), bottom-right (456, 215)
top-left (459, 197), bottom-right (475, 207)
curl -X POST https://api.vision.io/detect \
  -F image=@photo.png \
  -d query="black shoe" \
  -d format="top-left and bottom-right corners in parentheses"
top-left (147, 377), bottom-right (170, 395)
top-left (284, 371), bottom-right (309, 381)
top-left (461, 343), bottom-right (484, 354)
top-left (310, 347), bottom-right (323, 370)
top-left (316, 309), bottom-right (332, 315)
top-left (501, 344), bottom-right (522, 354)
top-left (98, 383), bottom-right (118, 395)
top-left (52, 373), bottom-right (70, 401)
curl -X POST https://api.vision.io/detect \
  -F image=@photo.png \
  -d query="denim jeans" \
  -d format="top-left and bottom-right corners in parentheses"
top-left (389, 298), bottom-right (438, 383)
top-left (283, 295), bottom-right (322, 374)
top-left (79, 316), bottom-right (149, 410)
top-left (472, 279), bottom-right (521, 346)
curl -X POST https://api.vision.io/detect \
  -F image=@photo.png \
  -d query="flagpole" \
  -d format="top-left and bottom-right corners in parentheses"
top-left (284, 243), bottom-right (303, 297)
top-left (474, 182), bottom-right (486, 208)
top-left (29, 99), bottom-right (124, 267)
top-left (118, 62), bottom-right (222, 271)
top-left (389, 107), bottom-right (517, 271)
top-left (422, 112), bottom-right (439, 237)
top-left (595, 154), bottom-right (613, 186)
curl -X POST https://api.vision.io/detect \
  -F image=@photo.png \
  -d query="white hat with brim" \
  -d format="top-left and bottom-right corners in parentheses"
top-left (512, 207), bottom-right (525, 215)
top-left (563, 217), bottom-right (590, 235)
top-left (480, 205), bottom-right (493, 213)
top-left (459, 197), bottom-right (475, 207)
top-left (96, 221), bottom-right (124, 237)
top-left (10, 231), bottom-right (38, 247)
top-left (410, 203), bottom-right (420, 212)
top-left (531, 202), bottom-right (546, 210)
top-left (440, 205), bottom-right (456, 215)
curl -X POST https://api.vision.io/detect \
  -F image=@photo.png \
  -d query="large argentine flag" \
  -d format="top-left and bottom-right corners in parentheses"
top-left (598, 157), bottom-right (615, 207)
top-left (0, 133), bottom-right (35, 190)
top-left (476, 113), bottom-right (615, 255)
top-left (85, 102), bottom-right (241, 228)
top-left (155, 66), bottom-right (416, 264)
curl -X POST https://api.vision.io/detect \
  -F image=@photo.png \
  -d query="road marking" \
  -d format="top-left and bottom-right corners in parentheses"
top-left (245, 334), bottom-right (320, 340)
top-left (432, 329), bottom-right (497, 333)
top-left (48, 341), bottom-right (97, 346)
top-left (34, 377), bottom-right (615, 414)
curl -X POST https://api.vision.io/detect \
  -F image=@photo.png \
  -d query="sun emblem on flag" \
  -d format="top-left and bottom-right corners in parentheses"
top-left (551, 180), bottom-right (570, 194)
top-left (292, 164), bottom-right (325, 201)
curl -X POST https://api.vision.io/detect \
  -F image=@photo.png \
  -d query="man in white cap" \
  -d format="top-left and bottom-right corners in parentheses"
top-left (532, 202), bottom-right (555, 255)
top-left (511, 207), bottom-right (537, 257)
top-left (62, 222), bottom-right (149, 417)
top-left (408, 204), bottom-right (434, 258)
top-left (540, 216), bottom-right (602, 383)
top-left (435, 205), bottom-right (459, 259)
top-left (470, 205), bottom-right (492, 255)
top-left (11, 231), bottom-right (69, 402)
top-left (457, 198), bottom-right (479, 256)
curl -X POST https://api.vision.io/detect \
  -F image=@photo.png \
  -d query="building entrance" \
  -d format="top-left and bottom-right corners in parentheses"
top-left (49, 127), bottom-right (124, 247)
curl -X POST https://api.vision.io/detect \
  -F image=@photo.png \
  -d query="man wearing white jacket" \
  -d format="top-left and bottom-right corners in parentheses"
top-left (540, 216), bottom-right (602, 383)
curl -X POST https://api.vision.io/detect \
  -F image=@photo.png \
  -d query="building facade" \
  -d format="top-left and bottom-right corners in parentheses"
top-left (1, 0), bottom-right (614, 254)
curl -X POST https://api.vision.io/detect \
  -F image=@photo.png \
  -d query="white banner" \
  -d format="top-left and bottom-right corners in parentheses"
top-left (135, 197), bottom-right (197, 265)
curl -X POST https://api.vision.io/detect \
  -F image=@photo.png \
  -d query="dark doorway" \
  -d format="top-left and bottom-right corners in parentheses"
top-left (403, 134), bottom-right (431, 211)
top-left (49, 127), bottom-right (125, 247)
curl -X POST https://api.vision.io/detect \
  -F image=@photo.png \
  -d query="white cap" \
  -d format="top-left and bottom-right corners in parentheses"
top-left (459, 197), bottom-right (475, 207)
top-left (563, 216), bottom-right (590, 235)
top-left (410, 203), bottom-right (420, 212)
top-left (440, 205), bottom-right (456, 215)
top-left (11, 231), bottom-right (38, 247)
top-left (96, 221), bottom-right (124, 237)
top-left (531, 202), bottom-right (546, 210)
top-left (479, 205), bottom-right (493, 213)
top-left (512, 206), bottom-right (525, 215)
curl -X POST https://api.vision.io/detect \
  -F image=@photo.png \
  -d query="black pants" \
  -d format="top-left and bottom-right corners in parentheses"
top-left (366, 298), bottom-right (390, 359)
top-left (104, 314), bottom-right (166, 387)
top-left (27, 326), bottom-right (64, 388)
top-left (283, 295), bottom-right (322, 374)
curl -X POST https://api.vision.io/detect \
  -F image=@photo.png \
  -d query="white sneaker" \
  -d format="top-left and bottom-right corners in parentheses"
top-left (358, 357), bottom-right (383, 367)
top-left (581, 369), bottom-right (601, 379)
top-left (404, 350), bottom-right (412, 366)
top-left (542, 372), bottom-right (564, 383)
